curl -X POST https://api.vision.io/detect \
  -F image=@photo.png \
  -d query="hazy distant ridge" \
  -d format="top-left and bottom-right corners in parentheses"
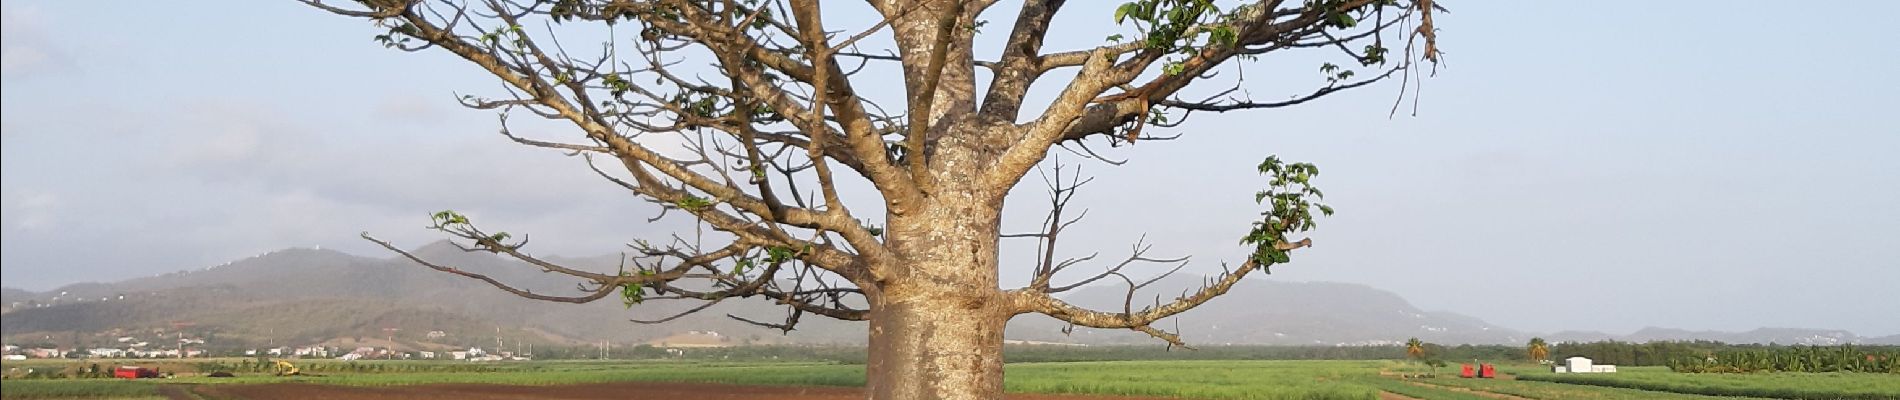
top-left (4, 245), bottom-right (1892, 348)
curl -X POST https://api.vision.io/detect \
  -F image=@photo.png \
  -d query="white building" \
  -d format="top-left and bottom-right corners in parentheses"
top-left (294, 346), bottom-right (331, 358)
top-left (1554, 356), bottom-right (1617, 373)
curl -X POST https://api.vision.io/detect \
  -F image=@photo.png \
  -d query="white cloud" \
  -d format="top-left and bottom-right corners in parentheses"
top-left (3, 189), bottom-right (61, 230)
top-left (0, 5), bottom-right (69, 79)
top-left (372, 93), bottom-right (446, 122)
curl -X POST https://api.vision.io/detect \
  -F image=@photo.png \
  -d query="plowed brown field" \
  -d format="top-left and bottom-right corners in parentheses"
top-left (179, 382), bottom-right (1178, 400)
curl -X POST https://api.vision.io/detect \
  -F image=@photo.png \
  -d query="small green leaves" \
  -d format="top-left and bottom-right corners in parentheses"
top-left (1360, 45), bottom-right (1389, 65)
top-left (616, 268), bottom-right (646, 308)
top-left (371, 22), bottom-right (417, 49)
top-left (674, 195), bottom-right (713, 211)
top-left (1111, 0), bottom-right (1224, 54)
top-left (619, 282), bottom-right (644, 307)
top-left (1327, 11), bottom-right (1357, 28)
top-left (1162, 61), bottom-right (1187, 76)
top-left (1207, 25), bottom-right (1238, 47)
top-left (764, 246), bottom-right (796, 264)
top-left (430, 210), bottom-right (470, 228)
top-left (1240, 156), bottom-right (1332, 267)
top-left (1319, 63), bottom-right (1355, 85)
top-left (1114, 3), bottom-right (1137, 24)
top-left (603, 74), bottom-right (632, 97)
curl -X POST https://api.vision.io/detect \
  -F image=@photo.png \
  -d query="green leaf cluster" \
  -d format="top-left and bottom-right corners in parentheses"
top-left (1240, 156), bottom-right (1332, 269)
top-left (1112, 0), bottom-right (1231, 76)
top-left (674, 195), bottom-right (714, 211)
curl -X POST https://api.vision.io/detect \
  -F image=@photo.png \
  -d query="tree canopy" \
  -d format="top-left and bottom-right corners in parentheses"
top-left (303, 0), bottom-right (1443, 397)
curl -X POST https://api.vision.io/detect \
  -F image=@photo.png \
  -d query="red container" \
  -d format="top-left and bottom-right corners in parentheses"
top-left (1480, 363), bottom-right (1496, 378)
top-left (1459, 364), bottom-right (1475, 378)
top-left (113, 366), bottom-right (157, 379)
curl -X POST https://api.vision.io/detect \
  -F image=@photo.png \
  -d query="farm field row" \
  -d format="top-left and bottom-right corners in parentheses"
top-left (4, 359), bottom-right (1894, 400)
top-left (1513, 366), bottom-right (1900, 400)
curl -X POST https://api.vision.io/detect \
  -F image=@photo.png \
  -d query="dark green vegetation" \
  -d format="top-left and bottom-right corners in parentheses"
top-left (1515, 366), bottom-right (1900, 400)
top-left (1666, 345), bottom-right (1899, 374)
top-left (1552, 340), bottom-right (1900, 367)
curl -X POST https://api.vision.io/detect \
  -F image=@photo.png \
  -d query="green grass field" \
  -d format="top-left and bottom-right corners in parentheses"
top-left (1512, 366), bottom-right (1900, 400)
top-left (0, 380), bottom-right (163, 400)
top-left (3, 359), bottom-right (1895, 399)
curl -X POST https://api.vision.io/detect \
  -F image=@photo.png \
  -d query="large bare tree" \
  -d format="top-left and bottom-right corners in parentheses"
top-left (304, 0), bottom-right (1443, 398)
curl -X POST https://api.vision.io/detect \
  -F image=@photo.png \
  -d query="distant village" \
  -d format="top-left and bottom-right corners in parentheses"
top-left (0, 330), bottom-right (763, 362)
top-left (1, 328), bottom-right (548, 362)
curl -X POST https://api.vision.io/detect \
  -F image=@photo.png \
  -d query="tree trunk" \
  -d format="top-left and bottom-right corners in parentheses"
top-left (867, 184), bottom-right (1008, 400)
top-left (865, 292), bottom-right (1007, 400)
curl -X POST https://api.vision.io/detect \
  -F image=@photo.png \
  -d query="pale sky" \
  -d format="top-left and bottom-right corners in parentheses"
top-left (3, 1), bottom-right (1897, 336)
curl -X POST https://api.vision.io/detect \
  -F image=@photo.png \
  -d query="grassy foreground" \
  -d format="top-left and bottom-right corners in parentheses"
top-left (1514, 366), bottom-right (1900, 400)
top-left (4, 359), bottom-right (1894, 400)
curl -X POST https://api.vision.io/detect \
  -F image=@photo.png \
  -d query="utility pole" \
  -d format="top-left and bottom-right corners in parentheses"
top-left (382, 328), bottom-right (400, 360)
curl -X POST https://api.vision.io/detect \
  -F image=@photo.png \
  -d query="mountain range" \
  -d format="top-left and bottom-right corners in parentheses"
top-left (5, 243), bottom-right (1894, 350)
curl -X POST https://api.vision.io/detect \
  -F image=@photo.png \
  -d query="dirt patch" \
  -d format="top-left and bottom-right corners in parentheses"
top-left (156, 384), bottom-right (200, 400)
top-left (1378, 391), bottom-right (1425, 400)
top-left (1399, 380), bottom-right (1532, 400)
top-left (187, 382), bottom-right (1174, 400)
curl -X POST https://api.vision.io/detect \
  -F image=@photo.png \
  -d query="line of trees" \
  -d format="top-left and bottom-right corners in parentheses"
top-left (1541, 340), bottom-right (1900, 372)
top-left (1667, 345), bottom-right (1899, 374)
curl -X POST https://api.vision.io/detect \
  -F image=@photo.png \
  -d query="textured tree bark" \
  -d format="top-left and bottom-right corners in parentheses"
top-left (867, 181), bottom-right (1008, 400)
top-left (865, 289), bottom-right (1007, 400)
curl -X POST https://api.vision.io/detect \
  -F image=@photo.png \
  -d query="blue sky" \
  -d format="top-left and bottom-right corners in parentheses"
top-left (3, 1), bottom-right (1896, 336)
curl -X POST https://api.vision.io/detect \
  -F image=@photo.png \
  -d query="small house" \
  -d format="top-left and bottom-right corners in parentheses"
top-left (1554, 356), bottom-right (1616, 373)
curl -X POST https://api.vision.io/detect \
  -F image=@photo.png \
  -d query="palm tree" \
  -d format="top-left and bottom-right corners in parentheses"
top-left (1406, 338), bottom-right (1426, 361)
top-left (1527, 338), bottom-right (1549, 363)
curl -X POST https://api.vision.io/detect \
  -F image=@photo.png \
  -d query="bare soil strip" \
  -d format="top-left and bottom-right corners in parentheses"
top-left (183, 381), bottom-right (1176, 400)
top-left (1398, 380), bottom-right (1534, 400)
top-left (1379, 391), bottom-right (1427, 400)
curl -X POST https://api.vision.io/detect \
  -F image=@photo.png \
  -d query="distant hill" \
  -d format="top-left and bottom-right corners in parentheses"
top-left (1551, 327), bottom-right (1879, 346)
top-left (6, 244), bottom-right (1892, 349)
top-left (1006, 276), bottom-right (1526, 346)
top-left (1871, 335), bottom-right (1900, 345)
top-left (0, 287), bottom-right (30, 312)
top-left (0, 243), bottom-right (863, 350)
